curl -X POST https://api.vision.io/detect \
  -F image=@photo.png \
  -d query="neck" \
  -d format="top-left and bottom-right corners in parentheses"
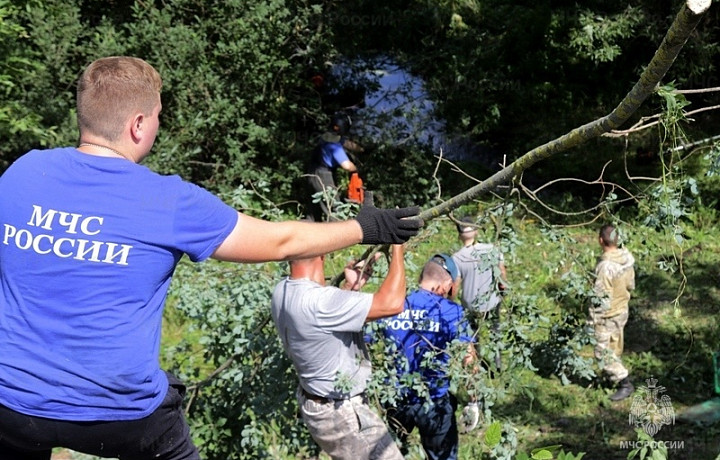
top-left (78, 142), bottom-right (134, 162)
top-left (289, 260), bottom-right (325, 285)
top-left (290, 274), bottom-right (324, 285)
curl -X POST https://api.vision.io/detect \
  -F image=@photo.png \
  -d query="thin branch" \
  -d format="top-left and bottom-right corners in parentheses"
top-left (676, 86), bottom-right (720, 94)
top-left (681, 103), bottom-right (720, 120)
top-left (431, 149), bottom-right (444, 200)
top-left (605, 118), bottom-right (662, 136)
top-left (518, 168), bottom-right (639, 218)
top-left (605, 103), bottom-right (720, 137)
top-left (185, 314), bottom-right (273, 413)
top-left (622, 143), bottom-right (663, 183)
top-left (667, 134), bottom-right (720, 153)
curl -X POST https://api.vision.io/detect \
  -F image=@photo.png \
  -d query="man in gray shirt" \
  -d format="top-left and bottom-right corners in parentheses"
top-left (271, 245), bottom-right (406, 460)
top-left (452, 217), bottom-right (507, 371)
top-left (451, 217), bottom-right (507, 313)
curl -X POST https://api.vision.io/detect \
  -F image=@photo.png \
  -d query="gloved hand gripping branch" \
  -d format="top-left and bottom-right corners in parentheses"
top-left (355, 201), bottom-right (422, 245)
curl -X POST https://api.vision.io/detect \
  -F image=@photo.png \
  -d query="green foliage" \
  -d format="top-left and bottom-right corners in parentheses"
top-left (365, 143), bottom-right (442, 209)
top-left (703, 142), bottom-right (720, 178)
top-left (169, 258), bottom-right (317, 460)
top-left (122, 0), bottom-right (327, 199)
top-left (0, 0), bottom-right (64, 161)
top-left (7, 1), bottom-right (720, 459)
top-left (532, 314), bottom-right (597, 386)
top-left (484, 420), bottom-right (502, 448)
top-left (657, 83), bottom-right (691, 147)
top-left (161, 187), bottom-right (312, 459)
top-left (526, 232), bottom-right (600, 385)
top-left (308, 186), bottom-right (362, 222)
top-left (486, 420), bottom-right (519, 460)
top-left (56, 158), bottom-right (720, 459)
top-left (330, 0), bottom-right (719, 163)
top-left (5, 0), bottom-right (720, 211)
top-left (569, 6), bottom-right (643, 64)
top-left (627, 428), bottom-right (668, 460)
top-left (557, 451), bottom-right (586, 460)
top-left (2, 0), bottom-right (337, 211)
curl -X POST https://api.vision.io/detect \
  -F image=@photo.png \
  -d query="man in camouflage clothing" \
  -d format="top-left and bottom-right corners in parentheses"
top-left (590, 224), bottom-right (636, 401)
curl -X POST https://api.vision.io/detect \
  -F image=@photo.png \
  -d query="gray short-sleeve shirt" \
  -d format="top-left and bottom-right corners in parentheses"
top-left (271, 278), bottom-right (372, 398)
top-left (452, 243), bottom-right (504, 312)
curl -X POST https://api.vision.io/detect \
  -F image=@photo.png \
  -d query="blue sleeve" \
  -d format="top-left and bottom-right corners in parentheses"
top-left (328, 143), bottom-right (350, 168)
top-left (446, 300), bottom-right (475, 343)
top-left (458, 316), bottom-right (475, 343)
top-left (172, 181), bottom-right (239, 262)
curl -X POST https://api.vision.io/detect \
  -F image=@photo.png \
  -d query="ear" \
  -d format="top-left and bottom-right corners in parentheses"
top-left (130, 113), bottom-right (145, 142)
top-left (448, 279), bottom-right (459, 300)
top-left (435, 279), bottom-right (452, 298)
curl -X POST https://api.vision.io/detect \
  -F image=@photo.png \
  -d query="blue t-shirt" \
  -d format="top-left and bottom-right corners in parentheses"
top-left (0, 147), bottom-right (238, 421)
top-left (319, 139), bottom-right (350, 169)
top-left (382, 289), bottom-right (474, 401)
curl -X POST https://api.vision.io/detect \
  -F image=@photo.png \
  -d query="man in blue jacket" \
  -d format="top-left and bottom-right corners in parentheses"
top-left (382, 254), bottom-right (476, 460)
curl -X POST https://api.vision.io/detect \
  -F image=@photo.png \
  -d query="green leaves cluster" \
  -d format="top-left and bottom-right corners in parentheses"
top-left (0, 0), bottom-right (59, 162)
top-left (569, 6), bottom-right (643, 64)
top-left (168, 257), bottom-right (314, 459)
top-left (627, 429), bottom-right (668, 460)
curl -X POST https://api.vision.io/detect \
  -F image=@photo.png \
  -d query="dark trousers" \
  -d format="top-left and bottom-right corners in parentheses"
top-left (0, 373), bottom-right (199, 460)
top-left (387, 393), bottom-right (459, 460)
top-left (306, 163), bottom-right (338, 221)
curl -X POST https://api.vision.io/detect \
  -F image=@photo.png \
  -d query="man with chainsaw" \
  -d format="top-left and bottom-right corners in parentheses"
top-left (306, 112), bottom-right (366, 221)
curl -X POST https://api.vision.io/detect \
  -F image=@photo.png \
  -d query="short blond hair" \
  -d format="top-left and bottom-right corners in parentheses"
top-left (77, 56), bottom-right (162, 141)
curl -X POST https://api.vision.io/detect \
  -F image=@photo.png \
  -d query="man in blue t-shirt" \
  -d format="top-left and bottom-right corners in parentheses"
top-left (306, 113), bottom-right (365, 221)
top-left (382, 254), bottom-right (477, 460)
top-left (0, 57), bottom-right (422, 460)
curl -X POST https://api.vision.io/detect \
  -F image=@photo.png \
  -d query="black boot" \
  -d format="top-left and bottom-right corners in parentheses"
top-left (609, 377), bottom-right (634, 401)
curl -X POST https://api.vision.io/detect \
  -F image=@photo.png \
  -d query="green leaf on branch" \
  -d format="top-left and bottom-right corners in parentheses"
top-left (484, 420), bottom-right (502, 448)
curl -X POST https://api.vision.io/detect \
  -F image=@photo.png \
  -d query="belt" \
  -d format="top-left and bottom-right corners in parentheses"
top-left (301, 388), bottom-right (331, 403)
top-left (300, 387), bottom-right (365, 404)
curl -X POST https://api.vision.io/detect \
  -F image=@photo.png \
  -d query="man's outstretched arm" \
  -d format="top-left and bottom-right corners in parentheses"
top-left (212, 205), bottom-right (421, 263)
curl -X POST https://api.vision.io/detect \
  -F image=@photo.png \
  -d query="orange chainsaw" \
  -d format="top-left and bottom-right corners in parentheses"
top-left (347, 172), bottom-right (364, 204)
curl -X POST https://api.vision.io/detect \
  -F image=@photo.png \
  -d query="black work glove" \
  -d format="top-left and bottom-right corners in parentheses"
top-left (355, 201), bottom-right (423, 244)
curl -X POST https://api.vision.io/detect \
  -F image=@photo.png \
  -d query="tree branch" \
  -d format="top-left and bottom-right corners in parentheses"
top-left (417, 0), bottom-right (711, 222)
top-left (336, 0), bottom-right (711, 286)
